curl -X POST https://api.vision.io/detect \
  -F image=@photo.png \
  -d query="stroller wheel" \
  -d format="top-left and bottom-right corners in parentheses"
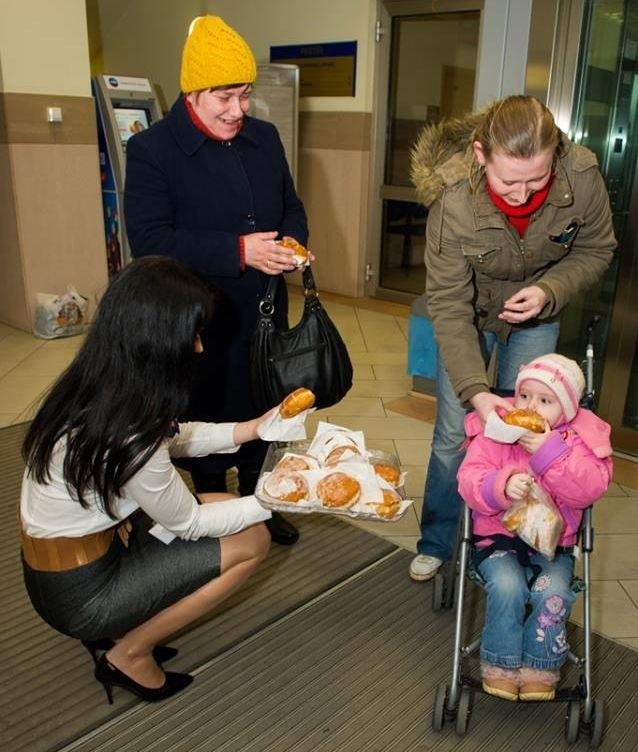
top-left (565, 700), bottom-right (580, 743)
top-left (455, 686), bottom-right (472, 736)
top-left (432, 684), bottom-right (448, 731)
top-left (590, 701), bottom-right (604, 748)
top-left (566, 698), bottom-right (605, 747)
top-left (432, 572), bottom-right (446, 611)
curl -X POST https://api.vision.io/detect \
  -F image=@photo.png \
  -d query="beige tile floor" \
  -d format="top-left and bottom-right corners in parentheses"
top-left (2, 290), bottom-right (638, 651)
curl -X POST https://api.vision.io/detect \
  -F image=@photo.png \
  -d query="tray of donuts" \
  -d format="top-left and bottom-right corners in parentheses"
top-left (255, 422), bottom-right (413, 521)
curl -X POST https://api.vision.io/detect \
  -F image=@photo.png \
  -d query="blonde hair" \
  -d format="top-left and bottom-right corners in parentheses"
top-left (469, 95), bottom-right (559, 190)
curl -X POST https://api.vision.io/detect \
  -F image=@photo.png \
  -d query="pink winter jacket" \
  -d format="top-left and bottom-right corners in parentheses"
top-left (458, 403), bottom-right (613, 548)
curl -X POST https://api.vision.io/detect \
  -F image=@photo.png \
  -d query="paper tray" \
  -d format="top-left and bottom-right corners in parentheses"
top-left (255, 440), bottom-right (413, 522)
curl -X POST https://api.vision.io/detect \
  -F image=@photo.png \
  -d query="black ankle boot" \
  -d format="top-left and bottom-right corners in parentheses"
top-left (94, 654), bottom-right (193, 704)
top-left (265, 511), bottom-right (299, 545)
top-left (82, 638), bottom-right (178, 666)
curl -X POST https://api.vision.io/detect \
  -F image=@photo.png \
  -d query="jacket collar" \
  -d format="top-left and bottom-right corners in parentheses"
top-left (167, 96), bottom-right (261, 156)
top-left (471, 147), bottom-right (574, 230)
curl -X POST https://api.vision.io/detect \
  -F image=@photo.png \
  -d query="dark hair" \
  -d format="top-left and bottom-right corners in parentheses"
top-left (23, 256), bottom-right (213, 517)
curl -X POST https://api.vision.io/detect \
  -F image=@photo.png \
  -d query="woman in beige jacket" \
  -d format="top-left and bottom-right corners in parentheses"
top-left (408, 95), bottom-right (616, 582)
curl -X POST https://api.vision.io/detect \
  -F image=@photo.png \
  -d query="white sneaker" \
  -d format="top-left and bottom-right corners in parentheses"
top-left (409, 554), bottom-right (443, 581)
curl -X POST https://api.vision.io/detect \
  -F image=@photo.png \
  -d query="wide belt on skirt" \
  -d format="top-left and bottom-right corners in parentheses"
top-left (20, 525), bottom-right (118, 572)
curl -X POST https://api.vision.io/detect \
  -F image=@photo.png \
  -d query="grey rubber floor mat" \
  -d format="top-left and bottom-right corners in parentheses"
top-left (62, 549), bottom-right (637, 752)
top-left (0, 423), bottom-right (395, 752)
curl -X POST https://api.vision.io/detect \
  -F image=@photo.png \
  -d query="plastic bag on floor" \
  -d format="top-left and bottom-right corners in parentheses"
top-left (33, 285), bottom-right (89, 339)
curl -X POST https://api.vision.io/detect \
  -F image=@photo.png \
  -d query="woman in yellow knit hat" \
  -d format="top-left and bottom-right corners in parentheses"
top-left (124, 16), bottom-right (309, 546)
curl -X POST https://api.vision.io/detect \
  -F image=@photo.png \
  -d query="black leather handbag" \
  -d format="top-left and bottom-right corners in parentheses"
top-left (250, 267), bottom-right (353, 412)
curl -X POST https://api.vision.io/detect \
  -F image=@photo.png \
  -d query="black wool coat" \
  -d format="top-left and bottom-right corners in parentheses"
top-left (124, 97), bottom-right (309, 474)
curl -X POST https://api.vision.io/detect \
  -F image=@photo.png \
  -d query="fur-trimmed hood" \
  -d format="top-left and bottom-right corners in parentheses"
top-left (410, 113), bottom-right (482, 207)
top-left (410, 111), bottom-right (577, 208)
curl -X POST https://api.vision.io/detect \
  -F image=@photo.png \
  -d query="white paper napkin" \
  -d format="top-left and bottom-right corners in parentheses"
top-left (308, 421), bottom-right (366, 463)
top-left (257, 408), bottom-right (314, 441)
top-left (483, 410), bottom-right (528, 443)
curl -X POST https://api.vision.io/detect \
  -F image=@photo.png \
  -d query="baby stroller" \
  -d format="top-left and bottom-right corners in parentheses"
top-left (431, 316), bottom-right (604, 747)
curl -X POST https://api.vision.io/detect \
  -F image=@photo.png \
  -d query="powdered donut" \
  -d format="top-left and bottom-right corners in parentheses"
top-left (262, 471), bottom-right (309, 503)
top-left (273, 454), bottom-right (314, 473)
top-left (366, 489), bottom-right (402, 519)
top-left (316, 471), bottom-right (361, 508)
top-left (372, 463), bottom-right (400, 487)
top-left (324, 442), bottom-right (361, 466)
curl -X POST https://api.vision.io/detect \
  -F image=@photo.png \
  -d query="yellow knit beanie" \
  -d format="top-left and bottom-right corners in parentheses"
top-left (180, 16), bottom-right (257, 93)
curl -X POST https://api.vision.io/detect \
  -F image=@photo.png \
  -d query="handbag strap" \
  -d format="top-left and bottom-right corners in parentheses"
top-left (258, 267), bottom-right (319, 317)
top-left (258, 275), bottom-right (279, 317)
top-left (301, 265), bottom-right (319, 298)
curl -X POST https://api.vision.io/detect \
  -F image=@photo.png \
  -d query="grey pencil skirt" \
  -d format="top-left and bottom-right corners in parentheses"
top-left (22, 510), bottom-right (221, 640)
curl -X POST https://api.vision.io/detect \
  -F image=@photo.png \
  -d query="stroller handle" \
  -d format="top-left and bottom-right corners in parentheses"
top-left (583, 315), bottom-right (601, 409)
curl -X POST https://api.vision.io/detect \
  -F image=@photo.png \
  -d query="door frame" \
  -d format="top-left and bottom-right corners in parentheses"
top-left (365, 0), bottom-right (539, 300)
top-left (544, 0), bottom-right (638, 455)
top-left (598, 153), bottom-right (638, 453)
top-left (365, 0), bottom-right (484, 301)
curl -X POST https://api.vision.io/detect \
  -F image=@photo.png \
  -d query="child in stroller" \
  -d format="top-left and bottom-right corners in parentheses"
top-left (457, 353), bottom-right (612, 703)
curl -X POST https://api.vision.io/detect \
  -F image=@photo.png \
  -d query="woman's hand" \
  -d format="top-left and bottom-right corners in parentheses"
top-left (116, 519), bottom-right (133, 547)
top-left (498, 285), bottom-right (548, 324)
top-left (243, 232), bottom-right (297, 275)
top-left (279, 236), bottom-right (316, 269)
top-left (232, 407), bottom-right (278, 445)
top-left (469, 391), bottom-right (512, 424)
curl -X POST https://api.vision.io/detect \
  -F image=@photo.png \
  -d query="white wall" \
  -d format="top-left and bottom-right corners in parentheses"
top-left (0, 0), bottom-right (91, 95)
top-left (96, 0), bottom-right (535, 117)
top-left (96, 0), bottom-right (202, 110)
top-left (97, 0), bottom-right (377, 112)
top-left (208, 0), bottom-right (376, 112)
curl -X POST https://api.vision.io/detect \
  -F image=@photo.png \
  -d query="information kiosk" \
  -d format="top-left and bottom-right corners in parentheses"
top-left (250, 64), bottom-right (299, 183)
top-left (93, 75), bottom-right (163, 275)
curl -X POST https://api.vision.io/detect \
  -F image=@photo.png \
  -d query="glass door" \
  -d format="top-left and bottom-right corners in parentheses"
top-left (557, 0), bottom-right (638, 455)
top-left (376, 2), bottom-right (482, 299)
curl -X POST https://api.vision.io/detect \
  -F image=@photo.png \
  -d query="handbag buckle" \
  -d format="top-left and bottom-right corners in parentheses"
top-left (259, 299), bottom-right (275, 315)
top-left (304, 286), bottom-right (318, 299)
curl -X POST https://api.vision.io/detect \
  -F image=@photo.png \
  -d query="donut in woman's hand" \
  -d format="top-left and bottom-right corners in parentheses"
top-left (316, 472), bottom-right (361, 508)
top-left (277, 238), bottom-right (311, 266)
top-left (279, 388), bottom-right (316, 419)
top-left (263, 471), bottom-right (309, 503)
top-left (503, 408), bottom-right (546, 433)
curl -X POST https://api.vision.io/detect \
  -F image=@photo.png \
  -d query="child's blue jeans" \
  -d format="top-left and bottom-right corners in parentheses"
top-left (475, 550), bottom-right (576, 671)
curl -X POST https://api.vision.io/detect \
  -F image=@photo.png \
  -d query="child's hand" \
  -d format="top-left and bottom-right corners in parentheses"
top-left (505, 472), bottom-right (533, 502)
top-left (517, 423), bottom-right (551, 454)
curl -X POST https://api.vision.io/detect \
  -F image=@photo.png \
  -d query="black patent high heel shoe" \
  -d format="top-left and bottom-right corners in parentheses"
top-left (82, 638), bottom-right (178, 666)
top-left (94, 654), bottom-right (193, 704)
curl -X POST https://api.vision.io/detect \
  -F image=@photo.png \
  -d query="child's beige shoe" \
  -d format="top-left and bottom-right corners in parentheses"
top-left (518, 682), bottom-right (555, 701)
top-left (481, 662), bottom-right (519, 701)
top-left (482, 677), bottom-right (519, 701)
top-left (519, 667), bottom-right (560, 701)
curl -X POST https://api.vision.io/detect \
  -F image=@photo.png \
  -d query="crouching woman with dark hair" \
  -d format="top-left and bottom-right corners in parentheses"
top-left (19, 256), bottom-right (272, 704)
